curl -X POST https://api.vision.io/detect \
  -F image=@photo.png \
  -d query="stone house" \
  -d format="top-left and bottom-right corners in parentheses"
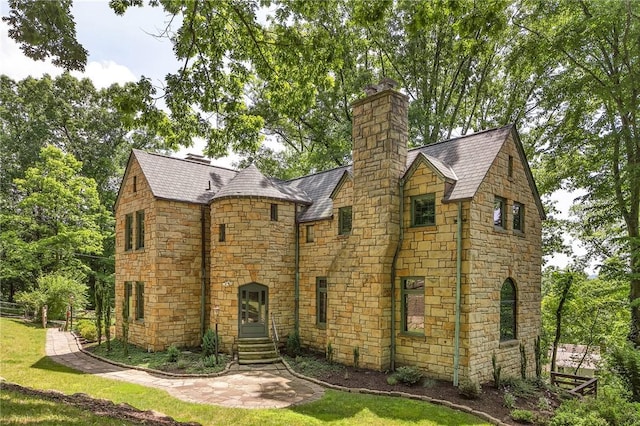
top-left (114, 80), bottom-right (544, 383)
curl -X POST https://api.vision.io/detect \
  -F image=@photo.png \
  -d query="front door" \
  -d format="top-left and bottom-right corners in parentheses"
top-left (238, 283), bottom-right (268, 338)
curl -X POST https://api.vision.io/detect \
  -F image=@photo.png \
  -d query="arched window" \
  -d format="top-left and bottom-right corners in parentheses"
top-left (500, 279), bottom-right (517, 341)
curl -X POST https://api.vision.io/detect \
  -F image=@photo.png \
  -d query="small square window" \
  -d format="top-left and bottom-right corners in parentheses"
top-left (494, 197), bottom-right (506, 229)
top-left (219, 224), bottom-right (226, 242)
top-left (338, 206), bottom-right (352, 235)
top-left (306, 224), bottom-right (314, 243)
top-left (411, 194), bottom-right (436, 227)
top-left (270, 204), bottom-right (278, 221)
top-left (513, 202), bottom-right (524, 233)
top-left (124, 214), bottom-right (133, 251)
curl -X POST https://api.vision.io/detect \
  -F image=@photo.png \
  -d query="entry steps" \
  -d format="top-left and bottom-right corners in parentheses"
top-left (237, 337), bottom-right (280, 365)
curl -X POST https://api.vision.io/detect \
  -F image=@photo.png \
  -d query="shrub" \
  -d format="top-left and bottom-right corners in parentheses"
top-left (609, 342), bottom-right (640, 402)
top-left (353, 346), bottom-right (360, 369)
top-left (387, 375), bottom-right (398, 385)
top-left (492, 352), bottom-right (502, 388)
top-left (458, 378), bottom-right (482, 399)
top-left (534, 335), bottom-right (543, 379)
top-left (503, 391), bottom-right (516, 409)
top-left (550, 387), bottom-right (640, 426)
top-left (75, 320), bottom-right (97, 341)
top-left (510, 409), bottom-right (534, 424)
top-left (203, 354), bottom-right (217, 368)
top-left (286, 330), bottom-right (301, 357)
top-left (520, 342), bottom-right (528, 379)
top-left (202, 328), bottom-right (218, 357)
top-left (394, 366), bottom-right (423, 386)
top-left (326, 341), bottom-right (334, 364)
top-left (16, 273), bottom-right (88, 321)
top-left (167, 344), bottom-right (180, 362)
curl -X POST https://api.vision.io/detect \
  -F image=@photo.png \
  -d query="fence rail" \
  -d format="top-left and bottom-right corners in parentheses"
top-left (0, 301), bottom-right (24, 318)
top-left (551, 371), bottom-right (598, 398)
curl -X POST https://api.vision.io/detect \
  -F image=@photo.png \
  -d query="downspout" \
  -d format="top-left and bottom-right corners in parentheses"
top-left (200, 205), bottom-right (207, 340)
top-left (453, 201), bottom-right (463, 386)
top-left (390, 179), bottom-right (405, 371)
top-left (294, 203), bottom-right (300, 332)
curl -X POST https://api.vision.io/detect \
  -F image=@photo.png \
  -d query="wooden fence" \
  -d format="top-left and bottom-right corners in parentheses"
top-left (0, 301), bottom-right (24, 318)
top-left (551, 371), bottom-right (598, 398)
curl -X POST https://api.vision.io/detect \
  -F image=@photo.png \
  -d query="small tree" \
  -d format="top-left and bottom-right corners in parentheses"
top-left (121, 299), bottom-right (129, 357)
top-left (94, 278), bottom-right (104, 346)
top-left (103, 289), bottom-right (112, 351)
top-left (15, 272), bottom-right (88, 321)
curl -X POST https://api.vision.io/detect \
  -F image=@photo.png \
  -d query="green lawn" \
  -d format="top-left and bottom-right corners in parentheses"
top-left (0, 318), bottom-right (490, 425)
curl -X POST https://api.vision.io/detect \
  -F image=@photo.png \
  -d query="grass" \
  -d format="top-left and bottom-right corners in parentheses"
top-left (0, 318), bottom-right (490, 425)
top-left (0, 389), bottom-right (137, 425)
top-left (88, 338), bottom-right (229, 374)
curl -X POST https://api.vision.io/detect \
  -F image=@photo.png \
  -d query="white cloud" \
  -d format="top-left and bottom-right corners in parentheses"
top-left (73, 60), bottom-right (137, 89)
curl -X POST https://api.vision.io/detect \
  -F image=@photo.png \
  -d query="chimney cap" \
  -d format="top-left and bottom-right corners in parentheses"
top-left (364, 77), bottom-right (399, 96)
top-left (184, 153), bottom-right (211, 165)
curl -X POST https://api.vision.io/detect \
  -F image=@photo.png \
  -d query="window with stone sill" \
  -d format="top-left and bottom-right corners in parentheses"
top-left (219, 224), bottom-right (226, 242)
top-left (500, 278), bottom-right (517, 341)
top-left (494, 196), bottom-right (506, 229)
top-left (402, 277), bottom-right (425, 334)
top-left (135, 210), bottom-right (145, 249)
top-left (270, 203), bottom-right (278, 221)
top-left (306, 224), bottom-right (314, 243)
top-left (124, 281), bottom-right (132, 319)
top-left (513, 202), bottom-right (524, 233)
top-left (338, 206), bottom-right (352, 235)
top-left (124, 213), bottom-right (133, 251)
top-left (411, 194), bottom-right (436, 227)
top-left (135, 281), bottom-right (144, 321)
top-left (317, 277), bottom-right (327, 326)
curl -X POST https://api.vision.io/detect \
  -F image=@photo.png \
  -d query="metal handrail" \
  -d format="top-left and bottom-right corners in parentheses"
top-left (270, 313), bottom-right (280, 357)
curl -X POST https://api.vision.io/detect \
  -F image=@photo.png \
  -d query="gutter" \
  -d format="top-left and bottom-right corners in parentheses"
top-left (454, 201), bottom-right (463, 386)
top-left (294, 203), bottom-right (300, 332)
top-left (390, 179), bottom-right (406, 371)
top-left (200, 205), bottom-right (207, 340)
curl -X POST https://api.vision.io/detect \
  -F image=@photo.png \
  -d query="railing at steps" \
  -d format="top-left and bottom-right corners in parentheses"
top-left (551, 371), bottom-right (598, 398)
top-left (271, 313), bottom-right (280, 356)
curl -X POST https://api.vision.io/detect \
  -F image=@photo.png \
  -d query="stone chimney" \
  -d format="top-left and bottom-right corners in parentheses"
top-left (351, 78), bottom-right (408, 237)
top-left (185, 153), bottom-right (211, 165)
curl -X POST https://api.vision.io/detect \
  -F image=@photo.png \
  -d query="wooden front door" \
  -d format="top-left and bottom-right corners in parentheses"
top-left (238, 283), bottom-right (268, 338)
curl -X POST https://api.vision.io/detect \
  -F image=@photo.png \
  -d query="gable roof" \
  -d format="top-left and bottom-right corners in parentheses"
top-left (288, 166), bottom-right (351, 222)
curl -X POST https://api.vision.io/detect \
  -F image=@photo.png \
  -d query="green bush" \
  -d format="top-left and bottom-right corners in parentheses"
top-left (609, 343), bottom-right (640, 402)
top-left (75, 320), bottom-right (97, 341)
top-left (458, 378), bottom-right (482, 399)
top-left (202, 329), bottom-right (218, 357)
top-left (167, 344), bottom-right (180, 363)
top-left (203, 354), bottom-right (217, 368)
top-left (286, 330), bottom-right (301, 357)
top-left (550, 388), bottom-right (640, 426)
top-left (492, 352), bottom-right (502, 388)
top-left (510, 409), bottom-right (534, 424)
top-left (15, 273), bottom-right (88, 320)
top-left (503, 391), bottom-right (516, 409)
top-left (394, 366), bottom-right (423, 386)
top-left (386, 375), bottom-right (398, 385)
top-left (326, 341), bottom-right (334, 364)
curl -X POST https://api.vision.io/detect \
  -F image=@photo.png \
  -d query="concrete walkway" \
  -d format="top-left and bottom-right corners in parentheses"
top-left (45, 329), bottom-right (324, 409)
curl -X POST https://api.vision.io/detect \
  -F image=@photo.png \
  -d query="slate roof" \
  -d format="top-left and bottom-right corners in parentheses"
top-left (123, 124), bottom-right (543, 221)
top-left (131, 149), bottom-right (237, 204)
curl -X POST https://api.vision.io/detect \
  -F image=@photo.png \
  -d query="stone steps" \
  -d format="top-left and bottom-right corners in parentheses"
top-left (237, 337), bottom-right (280, 365)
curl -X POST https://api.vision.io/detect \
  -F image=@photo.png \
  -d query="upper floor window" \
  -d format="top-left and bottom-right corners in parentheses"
top-left (219, 224), bottom-right (226, 242)
top-left (411, 194), bottom-right (436, 227)
top-left (513, 202), bottom-right (524, 233)
top-left (135, 210), bottom-right (145, 249)
top-left (508, 156), bottom-right (514, 178)
top-left (270, 203), bottom-right (278, 221)
top-left (338, 206), bottom-right (352, 235)
top-left (317, 277), bottom-right (327, 326)
top-left (124, 214), bottom-right (133, 251)
top-left (402, 277), bottom-right (425, 334)
top-left (306, 224), bottom-right (315, 243)
top-left (494, 196), bottom-right (506, 229)
top-left (136, 281), bottom-right (145, 320)
top-left (133, 176), bottom-right (137, 192)
top-left (500, 279), bottom-right (517, 341)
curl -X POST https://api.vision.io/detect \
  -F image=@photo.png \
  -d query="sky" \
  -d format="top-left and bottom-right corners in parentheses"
top-left (0, 1), bottom-right (586, 270)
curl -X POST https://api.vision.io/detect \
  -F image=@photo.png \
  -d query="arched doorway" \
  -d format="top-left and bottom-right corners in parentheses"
top-left (238, 283), bottom-right (268, 338)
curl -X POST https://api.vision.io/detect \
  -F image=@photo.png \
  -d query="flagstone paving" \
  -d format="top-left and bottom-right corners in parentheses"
top-left (45, 329), bottom-right (324, 409)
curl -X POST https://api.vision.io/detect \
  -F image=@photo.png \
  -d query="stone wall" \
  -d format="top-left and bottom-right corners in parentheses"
top-left (466, 133), bottom-right (542, 382)
top-left (209, 198), bottom-right (297, 353)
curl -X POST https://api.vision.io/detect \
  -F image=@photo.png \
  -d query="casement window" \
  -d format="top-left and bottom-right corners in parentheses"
top-left (124, 282), bottom-right (132, 319)
top-left (133, 176), bottom-right (137, 192)
top-left (402, 277), bottom-right (425, 334)
top-left (338, 206), bottom-right (352, 235)
top-left (124, 214), bottom-right (133, 251)
top-left (136, 282), bottom-right (144, 320)
top-left (317, 277), bottom-right (327, 326)
top-left (411, 194), bottom-right (436, 227)
top-left (219, 224), bottom-right (226, 242)
top-left (306, 224), bottom-right (315, 243)
top-left (513, 202), bottom-right (524, 233)
top-left (270, 203), bottom-right (278, 221)
top-left (135, 210), bottom-right (145, 249)
top-left (500, 279), bottom-right (517, 341)
top-left (494, 196), bottom-right (506, 229)
top-left (508, 156), bottom-right (514, 178)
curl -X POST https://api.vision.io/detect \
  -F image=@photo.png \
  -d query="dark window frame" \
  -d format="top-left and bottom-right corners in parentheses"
top-left (508, 156), bottom-right (514, 178)
top-left (500, 279), bottom-right (517, 341)
top-left (133, 176), bottom-right (137, 192)
top-left (219, 224), bottom-right (226, 242)
top-left (135, 281), bottom-right (144, 321)
top-left (124, 213), bottom-right (133, 251)
top-left (338, 206), bottom-right (352, 235)
top-left (306, 224), bottom-right (314, 243)
top-left (494, 196), bottom-right (506, 229)
top-left (513, 202), bottom-right (524, 233)
top-left (135, 210), bottom-right (145, 249)
top-left (411, 193), bottom-right (436, 227)
top-left (270, 203), bottom-right (278, 221)
top-left (401, 277), bottom-right (425, 335)
top-left (316, 277), bottom-right (327, 326)
top-left (124, 281), bottom-right (132, 319)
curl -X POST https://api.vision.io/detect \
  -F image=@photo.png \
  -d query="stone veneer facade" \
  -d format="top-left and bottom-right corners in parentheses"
top-left (115, 83), bottom-right (542, 383)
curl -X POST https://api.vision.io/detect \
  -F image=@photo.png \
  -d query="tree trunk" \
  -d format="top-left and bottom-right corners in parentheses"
top-left (551, 274), bottom-right (573, 372)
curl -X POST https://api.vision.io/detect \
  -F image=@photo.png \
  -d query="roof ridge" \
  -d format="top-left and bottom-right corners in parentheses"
top-left (133, 149), bottom-right (238, 173)
top-left (407, 124), bottom-right (514, 153)
top-left (286, 164), bottom-right (351, 183)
